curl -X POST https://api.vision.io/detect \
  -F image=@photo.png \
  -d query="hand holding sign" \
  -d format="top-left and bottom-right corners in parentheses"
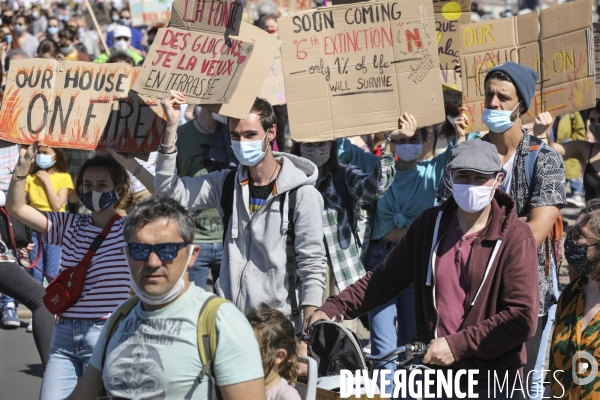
top-left (161, 90), bottom-right (187, 128)
top-left (533, 112), bottom-right (553, 138)
top-left (454, 107), bottom-right (469, 138)
top-left (395, 113), bottom-right (418, 139)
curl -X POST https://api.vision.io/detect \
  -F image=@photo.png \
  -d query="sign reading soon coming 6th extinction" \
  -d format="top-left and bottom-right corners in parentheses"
top-left (278, 0), bottom-right (446, 142)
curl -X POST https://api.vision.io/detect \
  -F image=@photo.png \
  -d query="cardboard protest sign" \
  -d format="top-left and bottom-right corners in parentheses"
top-left (278, 0), bottom-right (446, 141)
top-left (99, 68), bottom-right (167, 152)
top-left (594, 23), bottom-right (600, 98)
top-left (130, 0), bottom-right (173, 26)
top-left (258, 51), bottom-right (286, 105)
top-left (133, 27), bottom-right (255, 104)
top-left (0, 60), bottom-right (166, 152)
top-left (203, 22), bottom-right (283, 119)
top-left (170, 0), bottom-right (245, 35)
top-left (459, 0), bottom-right (596, 132)
top-left (434, 0), bottom-right (470, 102)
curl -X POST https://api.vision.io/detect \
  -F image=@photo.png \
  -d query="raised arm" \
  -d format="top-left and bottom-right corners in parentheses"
top-left (531, 111), bottom-right (590, 169)
top-left (107, 149), bottom-right (155, 195)
top-left (6, 143), bottom-right (49, 233)
top-left (155, 91), bottom-right (223, 210)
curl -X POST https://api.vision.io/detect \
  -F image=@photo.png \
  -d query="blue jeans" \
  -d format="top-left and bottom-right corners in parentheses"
top-left (529, 265), bottom-right (559, 399)
top-left (188, 242), bottom-right (222, 291)
top-left (29, 233), bottom-right (62, 285)
top-left (39, 318), bottom-right (106, 400)
top-left (365, 242), bottom-right (416, 397)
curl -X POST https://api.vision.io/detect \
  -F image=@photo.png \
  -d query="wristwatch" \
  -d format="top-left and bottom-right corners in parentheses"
top-left (384, 134), bottom-right (401, 145)
top-left (158, 143), bottom-right (177, 154)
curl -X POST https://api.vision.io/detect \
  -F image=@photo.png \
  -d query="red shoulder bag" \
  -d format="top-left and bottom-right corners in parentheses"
top-left (43, 214), bottom-right (122, 315)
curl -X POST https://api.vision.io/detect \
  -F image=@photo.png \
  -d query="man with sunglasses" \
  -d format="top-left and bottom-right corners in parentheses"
top-left (94, 25), bottom-right (143, 65)
top-left (156, 92), bottom-right (327, 335)
top-left (67, 196), bottom-right (266, 400)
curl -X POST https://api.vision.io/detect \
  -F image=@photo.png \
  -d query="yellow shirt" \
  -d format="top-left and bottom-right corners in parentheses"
top-left (26, 172), bottom-right (74, 212)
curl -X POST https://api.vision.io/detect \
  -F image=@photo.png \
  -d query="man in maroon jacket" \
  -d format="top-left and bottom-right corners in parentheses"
top-left (307, 140), bottom-right (539, 398)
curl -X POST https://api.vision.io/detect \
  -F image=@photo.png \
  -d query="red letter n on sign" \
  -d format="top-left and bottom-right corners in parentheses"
top-left (405, 29), bottom-right (423, 52)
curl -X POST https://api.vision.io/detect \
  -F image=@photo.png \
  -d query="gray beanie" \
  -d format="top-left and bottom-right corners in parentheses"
top-left (485, 62), bottom-right (538, 111)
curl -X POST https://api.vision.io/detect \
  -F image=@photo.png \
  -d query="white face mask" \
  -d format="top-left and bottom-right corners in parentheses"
top-left (395, 143), bottom-right (422, 162)
top-left (451, 174), bottom-right (498, 213)
top-left (113, 39), bottom-right (129, 53)
top-left (128, 245), bottom-right (194, 306)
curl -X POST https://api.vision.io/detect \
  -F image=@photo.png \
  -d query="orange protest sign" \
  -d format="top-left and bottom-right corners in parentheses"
top-left (0, 60), bottom-right (166, 152)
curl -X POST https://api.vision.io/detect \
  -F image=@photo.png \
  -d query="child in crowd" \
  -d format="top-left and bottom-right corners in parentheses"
top-left (247, 305), bottom-right (301, 400)
top-left (26, 145), bottom-right (72, 285)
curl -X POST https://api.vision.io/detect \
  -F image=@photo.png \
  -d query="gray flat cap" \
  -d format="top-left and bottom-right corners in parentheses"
top-left (447, 140), bottom-right (502, 174)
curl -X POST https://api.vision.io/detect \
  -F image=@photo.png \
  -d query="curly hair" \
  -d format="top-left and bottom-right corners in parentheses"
top-left (74, 154), bottom-right (133, 210)
top-left (247, 304), bottom-right (298, 383)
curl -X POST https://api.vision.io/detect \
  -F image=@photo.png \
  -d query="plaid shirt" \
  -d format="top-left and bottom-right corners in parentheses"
top-left (317, 152), bottom-right (395, 291)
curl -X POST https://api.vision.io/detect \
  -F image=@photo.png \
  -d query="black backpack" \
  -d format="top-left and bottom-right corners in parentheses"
top-left (305, 318), bottom-right (368, 377)
top-left (219, 169), bottom-right (301, 316)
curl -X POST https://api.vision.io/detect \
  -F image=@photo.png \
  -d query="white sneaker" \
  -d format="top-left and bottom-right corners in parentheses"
top-left (362, 342), bottom-right (371, 355)
top-left (26, 319), bottom-right (32, 333)
top-left (567, 193), bottom-right (585, 208)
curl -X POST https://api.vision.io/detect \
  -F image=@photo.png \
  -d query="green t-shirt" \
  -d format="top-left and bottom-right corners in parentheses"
top-left (89, 284), bottom-right (264, 399)
top-left (176, 120), bottom-right (224, 243)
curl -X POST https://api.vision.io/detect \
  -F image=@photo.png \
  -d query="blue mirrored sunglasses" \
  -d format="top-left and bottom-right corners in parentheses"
top-left (126, 242), bottom-right (190, 261)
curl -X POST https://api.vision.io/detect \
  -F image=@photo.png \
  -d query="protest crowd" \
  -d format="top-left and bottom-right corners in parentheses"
top-left (0, 0), bottom-right (600, 399)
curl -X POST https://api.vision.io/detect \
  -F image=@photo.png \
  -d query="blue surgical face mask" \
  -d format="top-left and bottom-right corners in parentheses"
top-left (6, 34), bottom-right (12, 45)
top-left (81, 190), bottom-right (119, 212)
top-left (36, 154), bottom-right (55, 169)
top-left (482, 101), bottom-right (521, 133)
top-left (59, 45), bottom-right (73, 55)
top-left (47, 26), bottom-right (59, 35)
top-left (231, 133), bottom-right (269, 166)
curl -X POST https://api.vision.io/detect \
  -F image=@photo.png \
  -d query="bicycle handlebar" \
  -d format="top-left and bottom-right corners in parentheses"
top-left (364, 342), bottom-right (429, 363)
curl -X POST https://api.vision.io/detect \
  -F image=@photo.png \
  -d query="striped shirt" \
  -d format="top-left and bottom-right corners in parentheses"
top-left (44, 212), bottom-right (130, 319)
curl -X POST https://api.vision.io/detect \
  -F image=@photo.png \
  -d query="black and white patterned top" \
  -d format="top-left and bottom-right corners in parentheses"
top-left (437, 132), bottom-right (567, 316)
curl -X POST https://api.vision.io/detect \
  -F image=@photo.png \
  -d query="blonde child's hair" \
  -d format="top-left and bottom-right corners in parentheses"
top-left (247, 304), bottom-right (299, 382)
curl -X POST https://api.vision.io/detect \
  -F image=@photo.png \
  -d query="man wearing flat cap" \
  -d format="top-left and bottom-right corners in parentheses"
top-left (308, 140), bottom-right (539, 398)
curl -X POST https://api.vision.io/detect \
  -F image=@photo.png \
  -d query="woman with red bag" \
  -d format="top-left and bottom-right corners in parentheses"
top-left (6, 143), bottom-right (137, 400)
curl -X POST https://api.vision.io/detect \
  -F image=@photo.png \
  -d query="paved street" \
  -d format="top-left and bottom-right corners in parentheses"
top-left (0, 317), bottom-right (42, 399)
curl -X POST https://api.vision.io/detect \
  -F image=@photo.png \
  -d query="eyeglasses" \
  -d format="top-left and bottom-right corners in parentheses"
top-left (127, 242), bottom-right (190, 261)
top-left (301, 142), bottom-right (331, 151)
top-left (115, 36), bottom-right (129, 41)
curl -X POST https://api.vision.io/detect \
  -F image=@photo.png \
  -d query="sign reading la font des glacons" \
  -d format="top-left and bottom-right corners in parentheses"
top-left (0, 60), bottom-right (166, 152)
top-left (278, 0), bottom-right (446, 142)
top-left (459, 0), bottom-right (596, 132)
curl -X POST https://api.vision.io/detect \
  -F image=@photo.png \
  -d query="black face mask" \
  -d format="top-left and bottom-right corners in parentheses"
top-left (564, 236), bottom-right (598, 276)
top-left (2, 15), bottom-right (12, 25)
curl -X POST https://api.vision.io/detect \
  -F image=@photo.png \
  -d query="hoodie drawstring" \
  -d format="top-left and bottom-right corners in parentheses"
top-left (470, 239), bottom-right (503, 306)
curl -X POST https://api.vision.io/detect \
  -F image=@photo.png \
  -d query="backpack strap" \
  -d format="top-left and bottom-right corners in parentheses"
top-left (196, 295), bottom-right (229, 400)
top-left (220, 169), bottom-right (237, 243)
top-left (331, 168), bottom-right (361, 247)
top-left (101, 295), bottom-right (140, 370)
top-left (284, 189), bottom-right (300, 317)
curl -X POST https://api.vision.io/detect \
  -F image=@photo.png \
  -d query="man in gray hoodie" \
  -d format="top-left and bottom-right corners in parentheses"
top-left (155, 91), bottom-right (327, 332)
